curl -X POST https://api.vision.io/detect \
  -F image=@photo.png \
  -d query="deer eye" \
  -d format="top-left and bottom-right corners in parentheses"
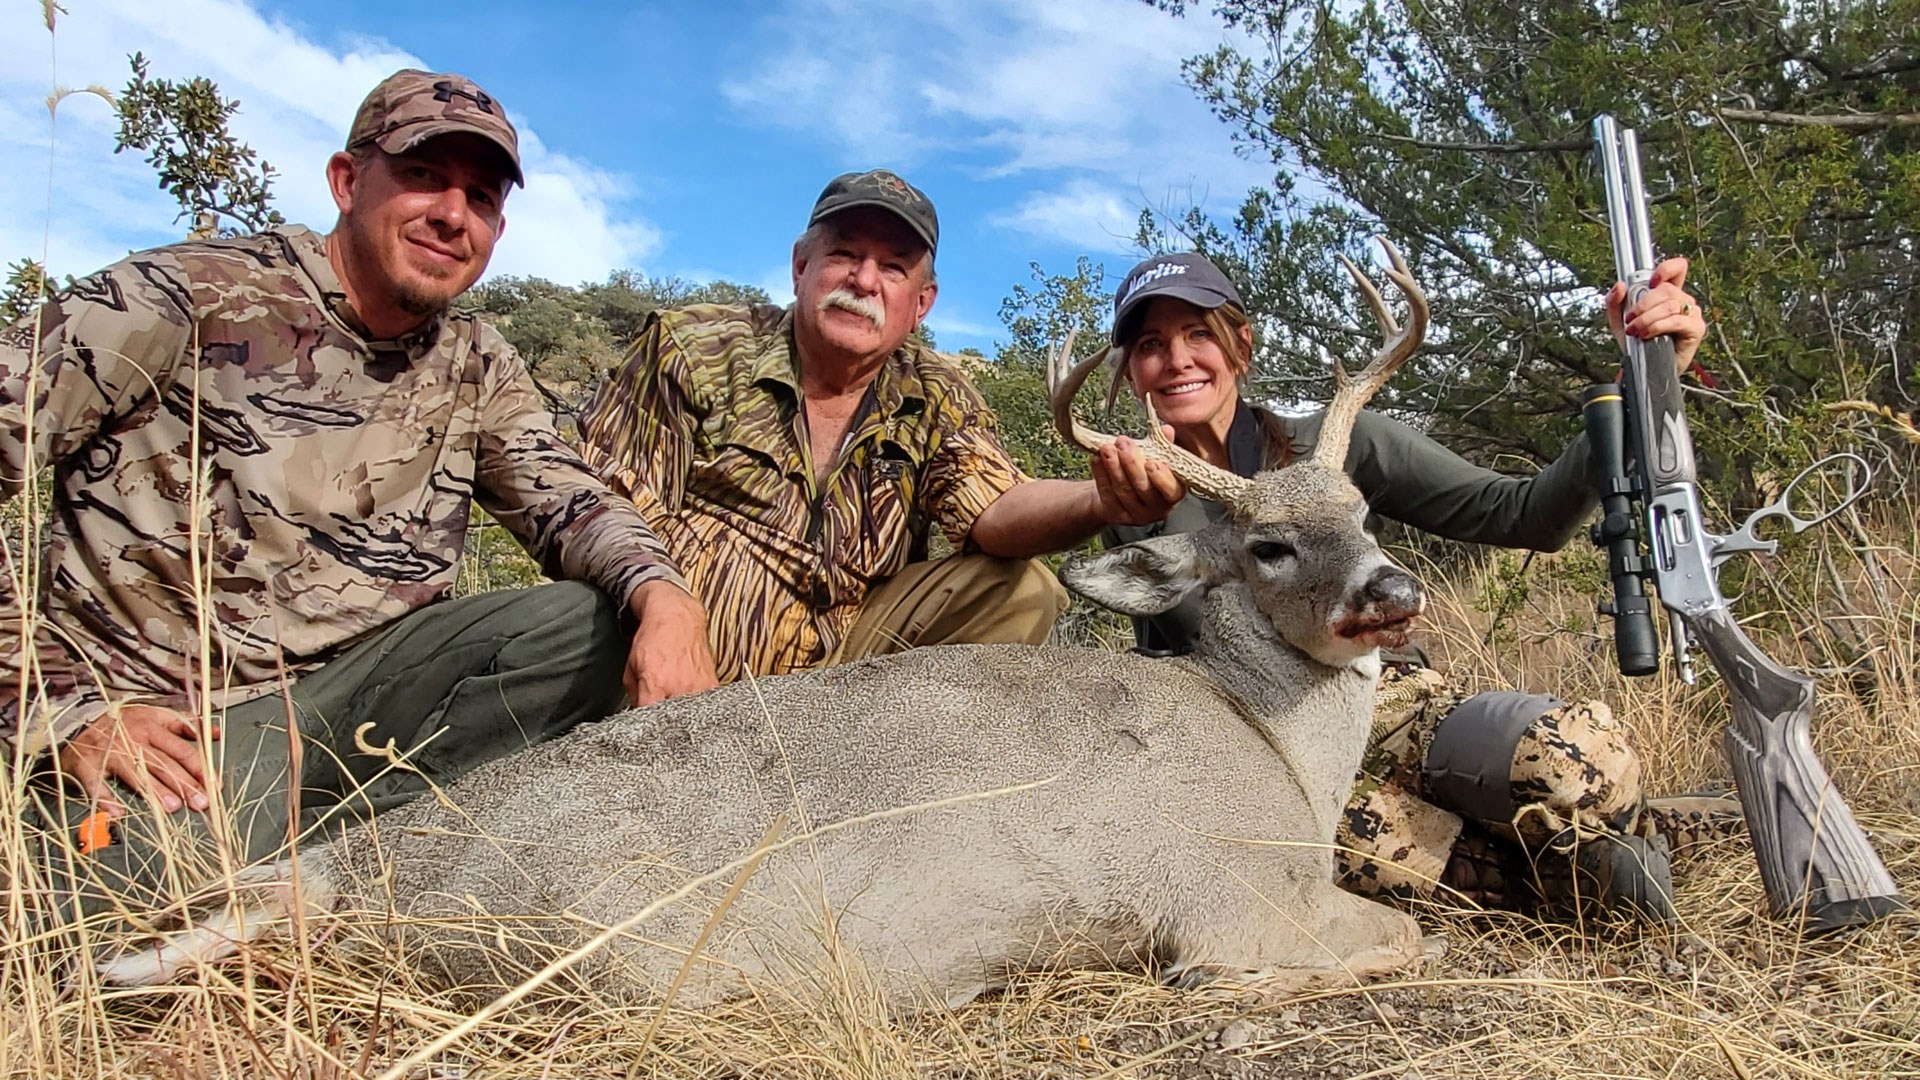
top-left (1249, 540), bottom-right (1296, 562)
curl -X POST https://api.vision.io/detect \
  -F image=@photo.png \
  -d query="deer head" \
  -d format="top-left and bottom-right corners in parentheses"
top-left (1052, 239), bottom-right (1430, 670)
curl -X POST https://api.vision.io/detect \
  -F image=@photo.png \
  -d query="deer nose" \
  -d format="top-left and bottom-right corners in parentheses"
top-left (1362, 566), bottom-right (1425, 617)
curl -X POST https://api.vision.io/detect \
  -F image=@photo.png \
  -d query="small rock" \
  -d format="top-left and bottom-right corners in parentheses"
top-left (1373, 1001), bottom-right (1402, 1022)
top-left (1218, 1019), bottom-right (1260, 1050)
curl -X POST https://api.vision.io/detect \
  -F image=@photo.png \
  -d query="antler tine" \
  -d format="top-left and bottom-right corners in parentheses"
top-left (1046, 333), bottom-right (1254, 507)
top-left (1312, 238), bottom-right (1430, 469)
top-left (1047, 329), bottom-right (1120, 455)
top-left (1338, 252), bottom-right (1400, 340)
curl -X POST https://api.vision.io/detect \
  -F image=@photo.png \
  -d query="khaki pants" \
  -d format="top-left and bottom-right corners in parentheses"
top-left (833, 554), bottom-right (1069, 663)
top-left (23, 581), bottom-right (627, 923)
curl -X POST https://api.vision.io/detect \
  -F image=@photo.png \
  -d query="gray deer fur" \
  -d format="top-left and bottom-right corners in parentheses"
top-left (101, 246), bottom-right (1435, 1012)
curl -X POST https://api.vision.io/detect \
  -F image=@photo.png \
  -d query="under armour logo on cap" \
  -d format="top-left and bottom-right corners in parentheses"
top-left (432, 80), bottom-right (496, 115)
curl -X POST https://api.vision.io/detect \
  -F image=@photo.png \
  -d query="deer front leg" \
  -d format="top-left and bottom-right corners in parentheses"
top-left (1161, 882), bottom-right (1430, 999)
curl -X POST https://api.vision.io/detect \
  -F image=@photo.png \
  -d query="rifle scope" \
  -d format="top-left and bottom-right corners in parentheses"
top-left (1583, 383), bottom-right (1661, 677)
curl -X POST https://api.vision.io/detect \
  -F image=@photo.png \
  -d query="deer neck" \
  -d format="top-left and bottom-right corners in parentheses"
top-left (1190, 584), bottom-right (1383, 834)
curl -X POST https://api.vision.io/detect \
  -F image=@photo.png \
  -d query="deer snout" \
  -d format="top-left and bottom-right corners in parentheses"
top-left (1335, 566), bottom-right (1425, 649)
top-left (1361, 566), bottom-right (1424, 619)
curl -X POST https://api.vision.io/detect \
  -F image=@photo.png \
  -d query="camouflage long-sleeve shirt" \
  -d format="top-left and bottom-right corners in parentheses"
top-left (0, 226), bottom-right (686, 756)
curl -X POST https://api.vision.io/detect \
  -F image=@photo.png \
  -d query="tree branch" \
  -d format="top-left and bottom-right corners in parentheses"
top-left (1717, 107), bottom-right (1920, 131)
top-left (1841, 49), bottom-right (1920, 80)
top-left (1361, 131), bottom-right (1592, 153)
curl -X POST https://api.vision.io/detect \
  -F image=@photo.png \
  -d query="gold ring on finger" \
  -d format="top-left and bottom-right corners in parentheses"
top-left (1682, 303), bottom-right (1692, 315)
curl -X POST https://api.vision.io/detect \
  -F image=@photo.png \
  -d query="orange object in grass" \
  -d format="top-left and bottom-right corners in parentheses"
top-left (76, 811), bottom-right (115, 856)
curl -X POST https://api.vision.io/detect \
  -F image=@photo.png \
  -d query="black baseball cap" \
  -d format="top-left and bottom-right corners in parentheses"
top-left (1111, 252), bottom-right (1243, 346)
top-left (808, 169), bottom-right (939, 256)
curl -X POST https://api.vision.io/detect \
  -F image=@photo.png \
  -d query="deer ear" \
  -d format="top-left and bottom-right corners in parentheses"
top-left (1061, 533), bottom-right (1217, 616)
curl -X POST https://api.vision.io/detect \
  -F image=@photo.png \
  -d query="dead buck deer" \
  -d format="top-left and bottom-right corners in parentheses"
top-left (100, 240), bottom-right (1434, 1012)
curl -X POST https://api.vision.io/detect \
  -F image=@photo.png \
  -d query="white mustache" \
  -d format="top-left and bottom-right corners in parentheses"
top-left (819, 288), bottom-right (886, 330)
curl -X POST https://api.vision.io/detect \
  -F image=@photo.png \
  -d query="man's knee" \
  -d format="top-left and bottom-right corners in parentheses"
top-left (490, 580), bottom-right (627, 718)
top-left (843, 555), bottom-right (1067, 660)
top-left (981, 555), bottom-right (1069, 619)
top-left (944, 555), bottom-right (1067, 646)
top-left (1423, 691), bottom-right (1646, 844)
top-left (474, 580), bottom-right (627, 685)
top-left (516, 580), bottom-right (624, 650)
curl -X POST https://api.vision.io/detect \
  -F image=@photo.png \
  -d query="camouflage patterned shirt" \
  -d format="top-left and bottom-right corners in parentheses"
top-left (577, 304), bottom-right (1027, 681)
top-left (0, 226), bottom-right (686, 755)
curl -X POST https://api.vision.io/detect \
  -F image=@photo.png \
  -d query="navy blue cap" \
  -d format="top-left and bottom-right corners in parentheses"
top-left (1111, 253), bottom-right (1243, 346)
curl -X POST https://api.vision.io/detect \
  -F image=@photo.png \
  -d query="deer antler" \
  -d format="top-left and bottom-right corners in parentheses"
top-left (1312, 238), bottom-right (1429, 470)
top-left (1046, 330), bottom-right (1254, 506)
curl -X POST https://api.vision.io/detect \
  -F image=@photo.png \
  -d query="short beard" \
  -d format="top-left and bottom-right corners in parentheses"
top-left (819, 287), bottom-right (885, 331)
top-left (392, 257), bottom-right (460, 317)
top-left (392, 277), bottom-right (455, 317)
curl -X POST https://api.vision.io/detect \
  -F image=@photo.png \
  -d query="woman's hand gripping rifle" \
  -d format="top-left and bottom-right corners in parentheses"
top-left (1587, 115), bottom-right (1904, 931)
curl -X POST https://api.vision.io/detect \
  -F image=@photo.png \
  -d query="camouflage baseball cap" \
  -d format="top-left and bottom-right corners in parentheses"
top-left (808, 169), bottom-right (939, 255)
top-left (346, 69), bottom-right (524, 187)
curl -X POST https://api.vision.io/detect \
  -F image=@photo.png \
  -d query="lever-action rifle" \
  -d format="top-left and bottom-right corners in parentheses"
top-left (1586, 115), bottom-right (1904, 931)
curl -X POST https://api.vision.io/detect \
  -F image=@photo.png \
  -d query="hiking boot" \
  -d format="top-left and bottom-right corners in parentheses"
top-left (1521, 832), bottom-right (1677, 923)
top-left (1438, 823), bottom-right (1514, 908)
top-left (1577, 832), bottom-right (1678, 922)
top-left (1439, 823), bottom-right (1680, 922)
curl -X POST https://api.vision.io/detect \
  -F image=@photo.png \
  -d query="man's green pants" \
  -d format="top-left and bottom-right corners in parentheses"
top-left (23, 581), bottom-right (627, 924)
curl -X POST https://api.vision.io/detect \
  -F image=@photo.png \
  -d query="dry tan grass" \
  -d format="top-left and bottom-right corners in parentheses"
top-left (5, 502), bottom-right (1918, 1079)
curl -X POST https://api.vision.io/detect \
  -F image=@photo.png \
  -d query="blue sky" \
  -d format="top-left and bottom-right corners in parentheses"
top-left (2, 0), bottom-right (1276, 354)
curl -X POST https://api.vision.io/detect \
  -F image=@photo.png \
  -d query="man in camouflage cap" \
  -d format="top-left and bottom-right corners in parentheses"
top-left (2, 68), bottom-right (716, 918)
top-left (575, 170), bottom-right (1184, 683)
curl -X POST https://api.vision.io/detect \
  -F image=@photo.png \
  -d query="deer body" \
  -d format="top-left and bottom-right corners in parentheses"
top-left (99, 241), bottom-right (1435, 1010)
top-left (310, 630), bottom-right (1404, 1007)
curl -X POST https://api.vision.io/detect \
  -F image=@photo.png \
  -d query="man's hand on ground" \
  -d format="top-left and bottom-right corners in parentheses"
top-left (56, 705), bottom-right (219, 818)
top-left (625, 579), bottom-right (721, 707)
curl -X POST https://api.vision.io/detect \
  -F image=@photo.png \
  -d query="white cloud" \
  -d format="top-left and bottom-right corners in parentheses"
top-left (923, 307), bottom-right (998, 344)
top-left (720, 4), bottom-right (934, 163)
top-left (989, 180), bottom-right (1144, 255)
top-left (725, 0), bottom-right (1272, 249)
top-left (753, 263), bottom-right (797, 306)
top-left (492, 132), bottom-right (663, 284)
top-left (0, 0), bottom-right (660, 284)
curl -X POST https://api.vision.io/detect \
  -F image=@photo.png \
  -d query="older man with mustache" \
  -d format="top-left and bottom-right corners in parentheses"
top-left (579, 170), bottom-right (1178, 681)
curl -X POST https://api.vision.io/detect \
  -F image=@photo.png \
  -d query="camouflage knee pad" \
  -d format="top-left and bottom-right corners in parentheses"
top-left (1338, 667), bottom-right (1463, 899)
top-left (1339, 671), bottom-right (1649, 900)
top-left (1336, 778), bottom-right (1463, 899)
top-left (1426, 692), bottom-right (1647, 850)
